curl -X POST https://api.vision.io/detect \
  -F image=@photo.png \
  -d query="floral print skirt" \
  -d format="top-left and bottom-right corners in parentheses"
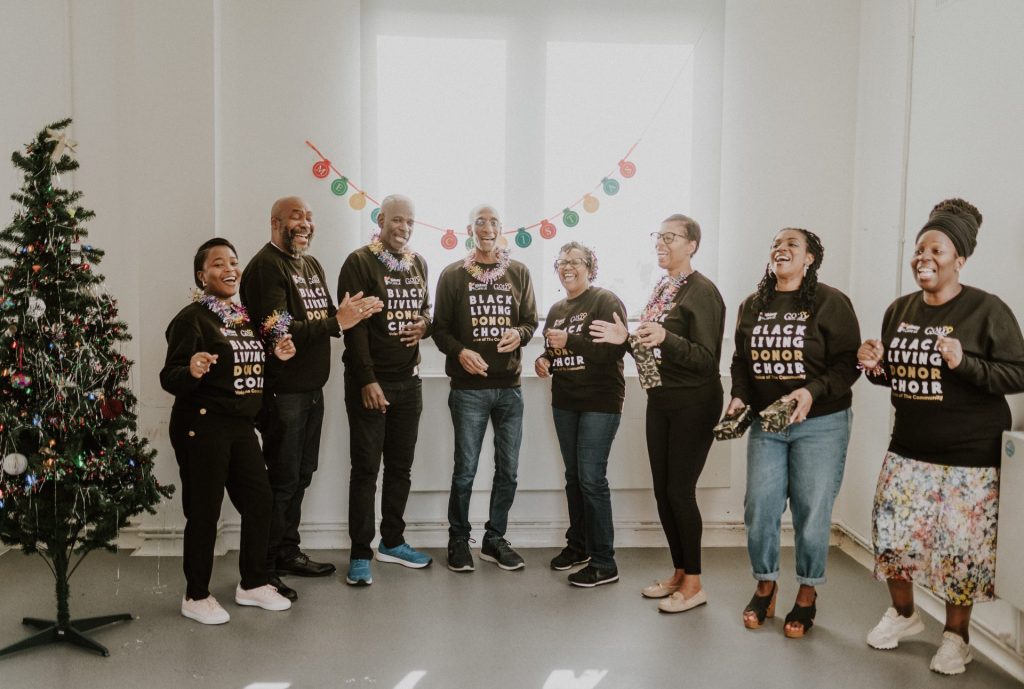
top-left (872, 451), bottom-right (999, 605)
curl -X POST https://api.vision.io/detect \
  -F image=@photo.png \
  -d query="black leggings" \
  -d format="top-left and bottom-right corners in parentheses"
top-left (645, 380), bottom-right (723, 574)
top-left (169, 407), bottom-right (272, 600)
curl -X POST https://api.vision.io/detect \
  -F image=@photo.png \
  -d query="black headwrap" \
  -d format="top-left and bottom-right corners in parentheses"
top-left (917, 210), bottom-right (978, 258)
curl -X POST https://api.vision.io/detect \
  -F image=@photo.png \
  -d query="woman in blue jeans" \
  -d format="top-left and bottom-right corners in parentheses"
top-left (727, 228), bottom-right (861, 637)
top-left (536, 242), bottom-right (628, 587)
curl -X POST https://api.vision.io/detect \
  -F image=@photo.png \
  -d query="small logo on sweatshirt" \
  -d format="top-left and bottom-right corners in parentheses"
top-left (896, 322), bottom-right (920, 334)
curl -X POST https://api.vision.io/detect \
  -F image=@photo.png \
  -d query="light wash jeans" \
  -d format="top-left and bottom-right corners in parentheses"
top-left (744, 408), bottom-right (852, 586)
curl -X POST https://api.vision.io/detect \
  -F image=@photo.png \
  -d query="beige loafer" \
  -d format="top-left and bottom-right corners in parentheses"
top-left (658, 589), bottom-right (708, 614)
top-left (641, 579), bottom-right (681, 599)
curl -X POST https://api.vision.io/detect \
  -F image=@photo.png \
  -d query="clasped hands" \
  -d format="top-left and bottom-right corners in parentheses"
top-left (459, 329), bottom-right (522, 377)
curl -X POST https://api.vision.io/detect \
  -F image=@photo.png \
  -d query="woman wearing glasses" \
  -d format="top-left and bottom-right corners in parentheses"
top-left (536, 242), bottom-right (628, 587)
top-left (591, 215), bottom-right (726, 612)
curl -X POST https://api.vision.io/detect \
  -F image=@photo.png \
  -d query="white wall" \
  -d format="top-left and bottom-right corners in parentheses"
top-left (0, 0), bottom-right (890, 552)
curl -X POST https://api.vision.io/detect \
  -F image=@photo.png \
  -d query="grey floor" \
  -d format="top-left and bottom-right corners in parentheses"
top-left (0, 547), bottom-right (1018, 689)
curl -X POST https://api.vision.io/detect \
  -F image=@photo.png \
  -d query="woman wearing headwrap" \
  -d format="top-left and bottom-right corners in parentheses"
top-left (859, 199), bottom-right (1024, 675)
top-left (729, 228), bottom-right (861, 638)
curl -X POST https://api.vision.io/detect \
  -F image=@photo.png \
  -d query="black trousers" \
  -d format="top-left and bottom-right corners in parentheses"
top-left (645, 379), bottom-right (723, 574)
top-left (258, 389), bottom-right (324, 567)
top-left (344, 375), bottom-right (423, 560)
top-left (168, 407), bottom-right (272, 600)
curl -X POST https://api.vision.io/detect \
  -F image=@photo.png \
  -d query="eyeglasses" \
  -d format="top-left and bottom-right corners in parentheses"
top-left (650, 231), bottom-right (687, 244)
top-left (553, 258), bottom-right (588, 269)
top-left (473, 218), bottom-right (501, 228)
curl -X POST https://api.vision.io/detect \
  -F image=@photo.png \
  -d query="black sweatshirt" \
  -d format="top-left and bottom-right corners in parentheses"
top-left (640, 271), bottom-right (725, 407)
top-left (432, 256), bottom-right (538, 389)
top-left (337, 245), bottom-right (432, 385)
top-left (160, 303), bottom-right (266, 418)
top-left (865, 285), bottom-right (1024, 467)
top-left (731, 284), bottom-right (861, 417)
top-left (541, 286), bottom-right (628, 414)
top-left (239, 242), bottom-right (341, 393)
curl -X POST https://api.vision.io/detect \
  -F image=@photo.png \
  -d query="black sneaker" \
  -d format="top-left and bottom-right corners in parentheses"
top-left (447, 537), bottom-right (475, 572)
top-left (568, 564), bottom-right (619, 588)
top-left (480, 539), bottom-right (525, 571)
top-left (550, 547), bottom-right (591, 571)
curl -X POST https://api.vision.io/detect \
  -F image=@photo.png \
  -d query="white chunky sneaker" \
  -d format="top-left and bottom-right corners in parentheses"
top-left (930, 631), bottom-right (973, 675)
top-left (866, 607), bottom-right (925, 649)
top-left (181, 595), bottom-right (230, 625)
top-left (235, 583), bottom-right (292, 611)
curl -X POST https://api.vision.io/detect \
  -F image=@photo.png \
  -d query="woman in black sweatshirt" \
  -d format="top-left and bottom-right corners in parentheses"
top-left (591, 214), bottom-right (725, 614)
top-left (858, 199), bottom-right (1024, 676)
top-left (161, 238), bottom-right (295, 625)
top-left (729, 228), bottom-right (860, 638)
top-left (536, 242), bottom-right (627, 588)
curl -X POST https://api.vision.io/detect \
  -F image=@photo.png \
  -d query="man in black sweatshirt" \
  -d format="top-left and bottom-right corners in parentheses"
top-left (337, 194), bottom-right (433, 586)
top-left (240, 196), bottom-right (380, 597)
top-left (433, 204), bottom-right (538, 572)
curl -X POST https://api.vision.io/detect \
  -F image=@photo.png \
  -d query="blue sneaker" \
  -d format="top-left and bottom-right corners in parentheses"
top-left (376, 543), bottom-right (433, 569)
top-left (345, 558), bottom-right (373, 586)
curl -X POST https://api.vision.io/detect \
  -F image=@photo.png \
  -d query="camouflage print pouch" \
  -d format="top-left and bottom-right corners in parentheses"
top-left (629, 333), bottom-right (662, 390)
top-left (759, 397), bottom-right (797, 433)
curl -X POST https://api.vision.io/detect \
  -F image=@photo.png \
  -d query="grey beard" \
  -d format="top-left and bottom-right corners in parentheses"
top-left (285, 232), bottom-right (311, 257)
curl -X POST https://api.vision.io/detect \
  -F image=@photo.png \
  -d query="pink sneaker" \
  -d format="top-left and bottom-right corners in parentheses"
top-left (181, 595), bottom-right (230, 625)
top-left (235, 584), bottom-right (292, 611)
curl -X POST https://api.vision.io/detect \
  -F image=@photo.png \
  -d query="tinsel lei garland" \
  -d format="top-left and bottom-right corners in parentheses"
top-left (463, 248), bottom-right (511, 285)
top-left (260, 310), bottom-right (293, 347)
top-left (192, 289), bottom-right (248, 328)
top-left (369, 233), bottom-right (415, 273)
top-left (639, 273), bottom-right (691, 323)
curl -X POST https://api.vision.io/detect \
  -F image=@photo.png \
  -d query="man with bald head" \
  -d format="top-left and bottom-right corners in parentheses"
top-left (241, 196), bottom-right (381, 599)
top-left (433, 204), bottom-right (537, 572)
top-left (337, 194), bottom-right (432, 585)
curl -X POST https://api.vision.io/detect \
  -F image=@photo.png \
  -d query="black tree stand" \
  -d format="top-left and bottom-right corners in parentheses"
top-left (0, 544), bottom-right (131, 658)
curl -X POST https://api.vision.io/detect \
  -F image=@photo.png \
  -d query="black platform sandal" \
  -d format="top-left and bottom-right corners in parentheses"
top-left (742, 582), bottom-right (778, 629)
top-left (783, 593), bottom-right (817, 638)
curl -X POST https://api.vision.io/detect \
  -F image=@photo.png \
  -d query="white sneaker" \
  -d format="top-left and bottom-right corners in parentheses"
top-left (866, 607), bottom-right (925, 649)
top-left (235, 583), bottom-right (292, 611)
top-left (930, 631), bottom-right (973, 675)
top-left (181, 595), bottom-right (230, 625)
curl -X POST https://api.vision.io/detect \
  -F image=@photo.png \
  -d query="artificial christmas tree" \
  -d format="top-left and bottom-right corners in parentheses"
top-left (0, 119), bottom-right (173, 657)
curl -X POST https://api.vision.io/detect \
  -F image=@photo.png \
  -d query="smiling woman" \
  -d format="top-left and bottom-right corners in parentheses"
top-left (160, 238), bottom-right (296, 624)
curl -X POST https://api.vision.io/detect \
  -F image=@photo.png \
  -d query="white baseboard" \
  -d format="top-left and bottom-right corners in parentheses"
top-left (121, 518), bottom-right (801, 556)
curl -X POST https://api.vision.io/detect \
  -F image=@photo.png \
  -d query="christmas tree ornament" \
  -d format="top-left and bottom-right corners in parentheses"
top-left (602, 177), bottom-right (620, 195)
top-left (26, 296), bottom-right (46, 319)
top-left (330, 177), bottom-right (349, 196)
top-left (349, 192), bottom-right (367, 210)
top-left (465, 237), bottom-right (475, 250)
top-left (562, 208), bottom-right (580, 228)
top-left (619, 160), bottom-right (637, 178)
top-left (370, 208), bottom-right (380, 224)
top-left (11, 372), bottom-right (32, 388)
top-left (583, 195), bottom-right (599, 213)
top-left (44, 128), bottom-right (77, 162)
top-left (99, 398), bottom-right (125, 420)
top-left (514, 228), bottom-right (533, 248)
top-left (539, 220), bottom-right (557, 240)
top-left (2, 453), bottom-right (28, 476)
top-left (312, 160), bottom-right (331, 178)
top-left (441, 229), bottom-right (458, 250)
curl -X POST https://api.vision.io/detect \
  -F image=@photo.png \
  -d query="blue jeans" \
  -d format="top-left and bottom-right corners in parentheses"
top-left (258, 389), bottom-right (324, 566)
top-left (447, 387), bottom-right (524, 543)
top-left (744, 408), bottom-right (852, 586)
top-left (552, 408), bottom-right (620, 569)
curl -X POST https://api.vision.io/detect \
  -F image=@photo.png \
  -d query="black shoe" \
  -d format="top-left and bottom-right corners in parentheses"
top-left (568, 564), bottom-right (619, 588)
top-left (550, 547), bottom-right (591, 571)
top-left (276, 551), bottom-right (336, 577)
top-left (268, 575), bottom-right (298, 601)
top-left (447, 537), bottom-right (475, 572)
top-left (480, 538), bottom-right (525, 571)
